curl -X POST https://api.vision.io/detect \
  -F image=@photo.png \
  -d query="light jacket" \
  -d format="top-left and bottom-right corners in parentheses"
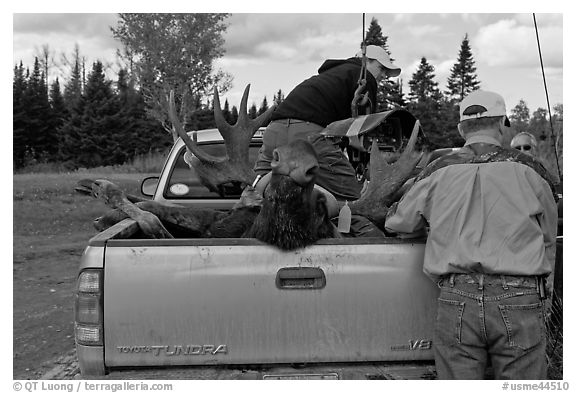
top-left (385, 142), bottom-right (558, 281)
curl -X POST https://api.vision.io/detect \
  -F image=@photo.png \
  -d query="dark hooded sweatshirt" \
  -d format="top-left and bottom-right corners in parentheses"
top-left (270, 58), bottom-right (378, 127)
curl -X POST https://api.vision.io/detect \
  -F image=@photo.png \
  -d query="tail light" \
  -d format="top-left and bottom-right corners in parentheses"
top-left (75, 269), bottom-right (103, 346)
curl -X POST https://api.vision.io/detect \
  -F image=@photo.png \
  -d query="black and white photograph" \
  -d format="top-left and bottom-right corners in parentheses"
top-left (11, 7), bottom-right (566, 388)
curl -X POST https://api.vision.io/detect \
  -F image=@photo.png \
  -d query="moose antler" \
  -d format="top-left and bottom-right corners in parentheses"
top-left (169, 84), bottom-right (276, 194)
top-left (349, 120), bottom-right (424, 228)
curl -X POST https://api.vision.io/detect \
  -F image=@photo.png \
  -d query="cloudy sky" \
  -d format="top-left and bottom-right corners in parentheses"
top-left (13, 12), bottom-right (563, 116)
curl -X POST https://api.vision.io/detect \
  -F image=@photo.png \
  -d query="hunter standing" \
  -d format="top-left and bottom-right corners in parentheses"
top-left (385, 90), bottom-right (558, 379)
top-left (254, 45), bottom-right (401, 201)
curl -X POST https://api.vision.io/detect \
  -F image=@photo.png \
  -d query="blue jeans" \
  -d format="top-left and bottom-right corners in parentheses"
top-left (434, 273), bottom-right (547, 380)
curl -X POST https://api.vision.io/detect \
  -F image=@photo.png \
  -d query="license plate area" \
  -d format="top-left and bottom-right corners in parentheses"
top-left (263, 372), bottom-right (339, 380)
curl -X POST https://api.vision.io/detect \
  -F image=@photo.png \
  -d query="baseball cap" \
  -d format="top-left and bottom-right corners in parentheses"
top-left (356, 45), bottom-right (401, 77)
top-left (460, 90), bottom-right (509, 126)
top-left (511, 132), bottom-right (537, 149)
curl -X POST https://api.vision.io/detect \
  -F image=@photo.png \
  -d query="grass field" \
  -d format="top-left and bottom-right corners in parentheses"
top-left (13, 171), bottom-right (155, 379)
top-left (13, 172), bottom-right (152, 260)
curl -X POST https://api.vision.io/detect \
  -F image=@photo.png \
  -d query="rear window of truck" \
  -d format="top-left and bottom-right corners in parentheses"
top-left (164, 142), bottom-right (263, 199)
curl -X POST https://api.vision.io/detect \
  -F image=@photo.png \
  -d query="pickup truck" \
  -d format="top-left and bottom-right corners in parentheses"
top-left (74, 126), bottom-right (562, 380)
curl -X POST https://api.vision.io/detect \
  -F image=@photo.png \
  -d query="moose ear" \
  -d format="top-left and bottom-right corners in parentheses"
top-left (313, 185), bottom-right (340, 218)
top-left (312, 191), bottom-right (330, 222)
top-left (316, 192), bottom-right (328, 219)
top-left (312, 190), bottom-right (343, 239)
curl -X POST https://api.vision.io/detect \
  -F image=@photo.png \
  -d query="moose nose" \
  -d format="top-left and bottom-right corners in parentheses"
top-left (291, 163), bottom-right (319, 186)
top-left (271, 144), bottom-right (319, 186)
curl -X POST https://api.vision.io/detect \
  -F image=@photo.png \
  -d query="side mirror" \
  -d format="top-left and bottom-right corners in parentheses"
top-left (141, 176), bottom-right (160, 197)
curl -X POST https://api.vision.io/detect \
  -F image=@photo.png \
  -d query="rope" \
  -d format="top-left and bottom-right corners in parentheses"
top-left (533, 13), bottom-right (562, 182)
top-left (352, 13), bottom-right (369, 117)
top-left (360, 13), bottom-right (367, 82)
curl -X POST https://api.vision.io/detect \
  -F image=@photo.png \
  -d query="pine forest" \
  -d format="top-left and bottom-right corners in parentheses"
top-left (13, 15), bottom-right (563, 182)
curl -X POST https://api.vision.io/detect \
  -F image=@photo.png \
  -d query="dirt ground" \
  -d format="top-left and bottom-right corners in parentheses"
top-left (13, 173), bottom-right (148, 380)
top-left (13, 250), bottom-right (81, 380)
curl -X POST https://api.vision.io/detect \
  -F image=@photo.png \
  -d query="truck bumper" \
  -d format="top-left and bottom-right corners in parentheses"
top-left (77, 344), bottom-right (106, 376)
top-left (89, 361), bottom-right (436, 380)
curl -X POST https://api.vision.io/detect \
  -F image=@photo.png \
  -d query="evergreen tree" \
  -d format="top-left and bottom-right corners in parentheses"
top-left (60, 61), bottom-right (122, 167)
top-left (257, 96), bottom-right (269, 116)
top-left (445, 34), bottom-right (481, 101)
top-left (257, 96), bottom-right (272, 126)
top-left (63, 49), bottom-right (83, 111)
top-left (48, 78), bottom-right (68, 161)
top-left (406, 57), bottom-right (460, 149)
top-left (509, 99), bottom-right (531, 134)
top-left (248, 103), bottom-right (258, 119)
top-left (407, 58), bottom-right (443, 103)
top-left (222, 99), bottom-right (233, 124)
top-left (273, 89), bottom-right (285, 106)
top-left (22, 57), bottom-right (54, 162)
top-left (194, 107), bottom-right (217, 129)
top-left (364, 18), bottom-right (388, 52)
top-left (13, 62), bottom-right (27, 104)
top-left (115, 68), bottom-right (172, 159)
top-left (386, 79), bottom-right (406, 110)
top-left (189, 98), bottom-right (217, 130)
top-left (186, 95), bottom-right (214, 131)
top-left (436, 100), bottom-right (462, 149)
top-left (13, 62), bottom-right (28, 167)
top-left (231, 105), bottom-right (239, 124)
top-left (363, 17), bottom-right (404, 110)
top-left (49, 78), bottom-right (67, 118)
top-left (116, 68), bottom-right (130, 97)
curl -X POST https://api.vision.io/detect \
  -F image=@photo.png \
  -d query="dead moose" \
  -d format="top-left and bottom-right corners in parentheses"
top-left (77, 84), bottom-right (423, 250)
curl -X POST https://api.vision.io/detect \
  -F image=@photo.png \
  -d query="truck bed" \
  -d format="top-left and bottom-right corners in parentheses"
top-left (78, 220), bottom-right (438, 378)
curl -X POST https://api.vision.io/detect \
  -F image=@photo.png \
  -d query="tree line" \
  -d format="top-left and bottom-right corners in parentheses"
top-left (13, 14), bottom-right (562, 180)
top-left (13, 53), bottom-right (277, 170)
top-left (363, 17), bottom-right (562, 180)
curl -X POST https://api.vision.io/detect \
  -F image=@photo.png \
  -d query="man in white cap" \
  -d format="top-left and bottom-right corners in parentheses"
top-left (254, 45), bottom-right (401, 201)
top-left (384, 90), bottom-right (558, 379)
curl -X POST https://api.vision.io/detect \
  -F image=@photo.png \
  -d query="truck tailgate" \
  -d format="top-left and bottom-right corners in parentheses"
top-left (103, 238), bottom-right (437, 368)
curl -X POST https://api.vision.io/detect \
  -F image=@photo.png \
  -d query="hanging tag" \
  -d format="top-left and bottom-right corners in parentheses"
top-left (337, 200), bottom-right (352, 233)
